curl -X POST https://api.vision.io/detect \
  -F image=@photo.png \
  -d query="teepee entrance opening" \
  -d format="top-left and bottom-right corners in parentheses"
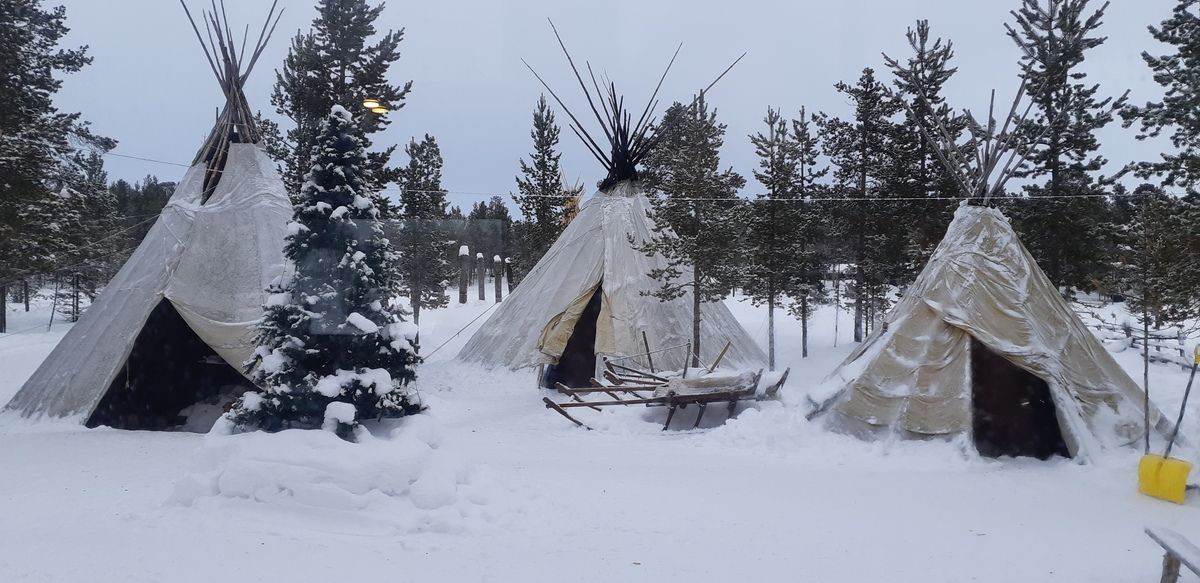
top-left (969, 338), bottom-right (1069, 459)
top-left (86, 300), bottom-right (254, 431)
top-left (547, 285), bottom-right (604, 388)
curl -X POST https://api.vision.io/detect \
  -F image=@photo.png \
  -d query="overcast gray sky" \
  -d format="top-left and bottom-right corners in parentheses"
top-left (55, 0), bottom-right (1175, 210)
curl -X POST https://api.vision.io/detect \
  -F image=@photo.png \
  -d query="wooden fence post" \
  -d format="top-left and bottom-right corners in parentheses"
top-left (494, 255), bottom-right (503, 303)
top-left (458, 245), bottom-right (469, 304)
top-left (476, 253), bottom-right (485, 301)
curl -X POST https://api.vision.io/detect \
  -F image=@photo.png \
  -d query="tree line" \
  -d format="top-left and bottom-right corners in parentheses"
top-left (2, 0), bottom-right (1198, 357)
top-left (635, 0), bottom-right (1200, 369)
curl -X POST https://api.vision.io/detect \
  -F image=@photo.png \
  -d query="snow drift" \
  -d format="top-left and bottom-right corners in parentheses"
top-left (170, 414), bottom-right (509, 534)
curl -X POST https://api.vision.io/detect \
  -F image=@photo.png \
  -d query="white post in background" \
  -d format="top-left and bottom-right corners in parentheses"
top-left (458, 245), bottom-right (470, 304)
top-left (494, 255), bottom-right (503, 303)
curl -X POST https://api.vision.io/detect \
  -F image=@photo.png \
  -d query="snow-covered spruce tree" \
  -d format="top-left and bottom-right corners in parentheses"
top-left (1122, 0), bottom-right (1200, 195)
top-left (228, 106), bottom-right (421, 441)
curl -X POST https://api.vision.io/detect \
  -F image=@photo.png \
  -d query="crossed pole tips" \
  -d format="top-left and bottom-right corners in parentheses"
top-left (521, 19), bottom-right (747, 189)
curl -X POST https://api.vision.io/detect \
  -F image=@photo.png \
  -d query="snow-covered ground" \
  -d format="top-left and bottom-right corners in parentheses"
top-left (1, 289), bottom-right (1199, 582)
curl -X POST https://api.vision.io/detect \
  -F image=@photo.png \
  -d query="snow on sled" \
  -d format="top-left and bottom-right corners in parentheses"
top-left (543, 357), bottom-right (788, 431)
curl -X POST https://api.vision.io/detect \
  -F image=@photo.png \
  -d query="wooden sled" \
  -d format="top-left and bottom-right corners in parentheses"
top-left (543, 362), bottom-right (789, 431)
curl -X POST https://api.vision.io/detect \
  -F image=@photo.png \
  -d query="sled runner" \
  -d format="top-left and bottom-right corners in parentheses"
top-left (543, 359), bottom-right (788, 431)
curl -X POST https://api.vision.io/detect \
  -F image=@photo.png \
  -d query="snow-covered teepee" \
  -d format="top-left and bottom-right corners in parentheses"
top-left (459, 25), bottom-right (766, 385)
top-left (810, 82), bottom-right (1174, 460)
top-left (4, 2), bottom-right (289, 430)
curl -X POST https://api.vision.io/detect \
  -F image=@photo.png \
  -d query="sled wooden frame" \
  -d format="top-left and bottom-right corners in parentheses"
top-left (542, 365), bottom-right (790, 431)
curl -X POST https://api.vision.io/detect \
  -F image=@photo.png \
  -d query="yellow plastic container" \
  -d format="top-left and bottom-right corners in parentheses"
top-left (1139, 454), bottom-right (1193, 504)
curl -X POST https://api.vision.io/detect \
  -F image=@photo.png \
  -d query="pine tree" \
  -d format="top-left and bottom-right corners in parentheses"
top-left (462, 196), bottom-right (514, 267)
top-left (395, 134), bottom-right (452, 324)
top-left (111, 175), bottom-right (174, 252)
top-left (269, 0), bottom-right (412, 199)
top-left (487, 196), bottom-right (515, 262)
top-left (53, 152), bottom-right (118, 321)
top-left (511, 95), bottom-right (570, 283)
top-left (1108, 185), bottom-right (1200, 401)
top-left (816, 68), bottom-right (902, 342)
top-left (1005, 0), bottom-right (1126, 294)
top-left (640, 95), bottom-right (746, 367)
top-left (1122, 0), bottom-right (1200, 194)
top-left (48, 184), bottom-right (88, 322)
top-left (883, 20), bottom-right (964, 277)
top-left (0, 0), bottom-right (111, 332)
top-left (228, 106), bottom-right (421, 441)
top-left (744, 107), bottom-right (802, 370)
top-left (788, 107), bottom-right (830, 358)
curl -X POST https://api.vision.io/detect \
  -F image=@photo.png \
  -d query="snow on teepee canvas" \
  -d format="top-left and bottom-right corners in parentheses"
top-left (809, 81), bottom-right (1176, 460)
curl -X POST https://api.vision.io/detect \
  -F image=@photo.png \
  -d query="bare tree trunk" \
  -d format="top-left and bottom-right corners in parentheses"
top-left (46, 275), bottom-right (59, 331)
top-left (767, 293), bottom-right (776, 371)
top-left (23, 280), bottom-right (30, 312)
top-left (476, 254), bottom-right (485, 301)
top-left (0, 284), bottom-right (7, 333)
top-left (855, 125), bottom-right (867, 344)
top-left (853, 281), bottom-right (863, 343)
top-left (867, 286), bottom-right (874, 336)
top-left (801, 295), bottom-right (809, 358)
top-left (691, 281), bottom-right (701, 369)
top-left (1143, 304), bottom-right (1150, 454)
top-left (863, 286), bottom-right (870, 338)
top-left (412, 273), bottom-right (422, 326)
top-left (833, 269), bottom-right (840, 348)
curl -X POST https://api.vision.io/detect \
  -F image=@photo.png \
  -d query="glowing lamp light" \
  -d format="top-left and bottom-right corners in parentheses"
top-left (362, 98), bottom-right (382, 109)
top-left (370, 107), bottom-right (388, 115)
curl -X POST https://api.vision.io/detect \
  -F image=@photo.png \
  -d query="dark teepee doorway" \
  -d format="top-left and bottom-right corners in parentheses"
top-left (546, 286), bottom-right (604, 388)
top-left (86, 299), bottom-right (255, 431)
top-left (970, 337), bottom-right (1069, 459)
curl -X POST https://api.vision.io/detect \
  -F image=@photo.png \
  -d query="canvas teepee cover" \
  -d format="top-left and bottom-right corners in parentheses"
top-left (4, 3), bottom-right (288, 427)
top-left (812, 204), bottom-right (1173, 459)
top-left (459, 181), bottom-right (766, 374)
top-left (464, 23), bottom-right (765, 378)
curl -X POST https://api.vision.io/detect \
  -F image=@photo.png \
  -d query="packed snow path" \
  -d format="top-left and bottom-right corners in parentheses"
top-left (1, 294), bottom-right (1198, 582)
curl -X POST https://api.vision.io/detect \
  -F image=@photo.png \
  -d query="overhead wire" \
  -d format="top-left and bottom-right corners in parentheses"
top-left (95, 148), bottom-right (1154, 203)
